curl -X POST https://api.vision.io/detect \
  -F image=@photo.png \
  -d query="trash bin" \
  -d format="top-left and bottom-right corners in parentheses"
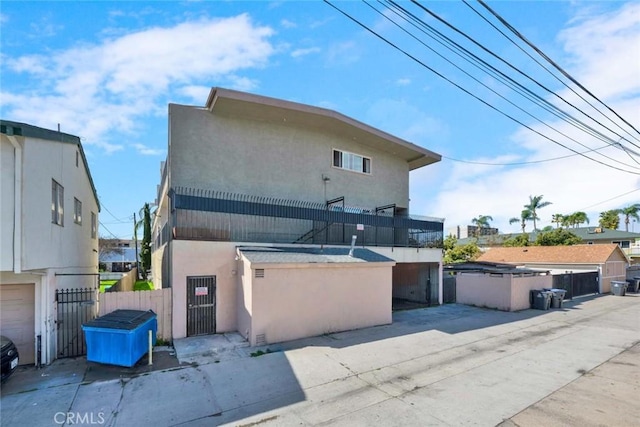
top-left (545, 288), bottom-right (567, 308)
top-left (83, 309), bottom-right (157, 367)
top-left (611, 281), bottom-right (628, 297)
top-left (530, 290), bottom-right (552, 310)
top-left (627, 277), bottom-right (640, 293)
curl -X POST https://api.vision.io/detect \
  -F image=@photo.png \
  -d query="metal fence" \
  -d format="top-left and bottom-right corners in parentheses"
top-left (56, 288), bottom-right (97, 358)
top-left (164, 187), bottom-right (444, 248)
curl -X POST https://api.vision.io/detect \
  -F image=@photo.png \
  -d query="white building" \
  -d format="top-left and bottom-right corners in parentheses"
top-left (1, 120), bottom-right (100, 365)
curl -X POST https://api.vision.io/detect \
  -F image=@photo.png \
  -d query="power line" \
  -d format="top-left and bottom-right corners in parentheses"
top-left (579, 188), bottom-right (640, 210)
top-left (324, 1), bottom-right (640, 175)
top-left (475, 0), bottom-right (640, 142)
top-left (371, 0), bottom-right (640, 170)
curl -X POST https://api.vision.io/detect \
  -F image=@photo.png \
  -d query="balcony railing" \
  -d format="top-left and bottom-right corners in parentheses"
top-left (162, 187), bottom-right (444, 248)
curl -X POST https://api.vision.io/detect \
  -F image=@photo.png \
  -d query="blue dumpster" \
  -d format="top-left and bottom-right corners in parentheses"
top-left (83, 310), bottom-right (157, 367)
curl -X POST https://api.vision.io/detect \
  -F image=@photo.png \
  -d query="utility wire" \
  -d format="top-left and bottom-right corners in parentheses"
top-left (376, 0), bottom-right (640, 169)
top-left (442, 143), bottom-right (617, 166)
top-left (407, 0), bottom-right (640, 153)
top-left (476, 0), bottom-right (640, 141)
top-left (329, 0), bottom-right (640, 174)
top-left (579, 188), bottom-right (640, 210)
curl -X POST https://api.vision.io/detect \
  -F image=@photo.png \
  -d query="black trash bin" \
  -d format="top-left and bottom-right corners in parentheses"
top-left (545, 288), bottom-right (567, 308)
top-left (530, 290), bottom-right (552, 310)
top-left (611, 281), bottom-right (628, 296)
top-left (626, 278), bottom-right (640, 293)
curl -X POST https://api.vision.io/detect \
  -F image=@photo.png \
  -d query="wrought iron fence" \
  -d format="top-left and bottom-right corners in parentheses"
top-left (165, 187), bottom-right (443, 248)
top-left (56, 288), bottom-right (97, 358)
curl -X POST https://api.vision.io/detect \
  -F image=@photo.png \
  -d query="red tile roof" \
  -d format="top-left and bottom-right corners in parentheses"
top-left (477, 244), bottom-right (626, 264)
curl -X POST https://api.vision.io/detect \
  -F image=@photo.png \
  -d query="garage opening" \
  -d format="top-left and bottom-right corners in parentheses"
top-left (392, 263), bottom-right (439, 310)
top-left (0, 284), bottom-right (35, 365)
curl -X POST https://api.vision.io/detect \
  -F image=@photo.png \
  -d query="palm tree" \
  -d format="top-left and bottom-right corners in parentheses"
top-left (509, 210), bottom-right (532, 233)
top-left (471, 215), bottom-right (493, 237)
top-left (571, 211), bottom-right (589, 227)
top-left (551, 214), bottom-right (565, 228)
top-left (524, 195), bottom-right (552, 231)
top-left (619, 203), bottom-right (640, 232)
top-left (599, 210), bottom-right (620, 229)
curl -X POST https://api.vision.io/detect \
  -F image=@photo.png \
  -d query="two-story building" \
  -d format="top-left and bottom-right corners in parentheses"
top-left (152, 88), bottom-right (444, 345)
top-left (1, 120), bottom-right (100, 365)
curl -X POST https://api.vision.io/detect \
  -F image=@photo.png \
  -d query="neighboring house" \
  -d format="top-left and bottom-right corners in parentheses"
top-left (477, 244), bottom-right (629, 294)
top-left (459, 227), bottom-right (640, 250)
top-left (152, 87), bottom-right (444, 345)
top-left (1, 120), bottom-right (100, 365)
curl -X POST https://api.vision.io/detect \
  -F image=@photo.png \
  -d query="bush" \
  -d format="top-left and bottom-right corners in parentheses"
top-left (134, 281), bottom-right (154, 291)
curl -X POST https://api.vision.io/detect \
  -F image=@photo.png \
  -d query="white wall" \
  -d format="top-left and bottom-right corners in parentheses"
top-left (0, 138), bottom-right (16, 270)
top-left (20, 137), bottom-right (98, 273)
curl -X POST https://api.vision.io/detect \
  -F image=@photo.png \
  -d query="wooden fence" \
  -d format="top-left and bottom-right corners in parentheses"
top-left (99, 289), bottom-right (172, 341)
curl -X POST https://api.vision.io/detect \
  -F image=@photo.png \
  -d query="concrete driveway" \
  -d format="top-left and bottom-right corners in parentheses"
top-left (1, 294), bottom-right (638, 426)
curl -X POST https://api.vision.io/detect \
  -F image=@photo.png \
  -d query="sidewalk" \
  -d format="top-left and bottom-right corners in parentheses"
top-left (1, 293), bottom-right (638, 426)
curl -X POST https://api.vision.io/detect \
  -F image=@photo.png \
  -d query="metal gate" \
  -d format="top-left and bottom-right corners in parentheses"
top-left (552, 272), bottom-right (599, 300)
top-left (56, 288), bottom-right (97, 358)
top-left (187, 276), bottom-right (216, 336)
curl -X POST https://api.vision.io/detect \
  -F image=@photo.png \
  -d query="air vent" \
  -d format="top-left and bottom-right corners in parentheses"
top-left (255, 333), bottom-right (266, 346)
top-left (255, 268), bottom-right (265, 278)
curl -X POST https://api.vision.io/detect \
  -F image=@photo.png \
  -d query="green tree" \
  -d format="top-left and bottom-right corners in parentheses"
top-left (562, 211), bottom-right (589, 228)
top-left (471, 215), bottom-right (493, 237)
top-left (524, 195), bottom-right (552, 231)
top-left (619, 203), bottom-right (640, 232)
top-left (135, 203), bottom-right (154, 281)
top-left (509, 209), bottom-right (532, 233)
top-left (443, 239), bottom-right (481, 264)
top-left (551, 214), bottom-right (565, 228)
top-left (599, 210), bottom-right (620, 229)
top-left (503, 233), bottom-right (531, 247)
top-left (535, 228), bottom-right (582, 246)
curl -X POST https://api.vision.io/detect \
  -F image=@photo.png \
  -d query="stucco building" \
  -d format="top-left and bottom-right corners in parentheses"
top-left (1, 120), bottom-right (100, 365)
top-left (152, 88), bottom-right (444, 345)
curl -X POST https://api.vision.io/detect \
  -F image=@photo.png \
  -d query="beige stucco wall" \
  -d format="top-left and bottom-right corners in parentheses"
top-left (170, 240), bottom-right (239, 339)
top-left (241, 260), bottom-right (393, 346)
top-left (456, 273), bottom-right (552, 312)
top-left (168, 104), bottom-right (410, 209)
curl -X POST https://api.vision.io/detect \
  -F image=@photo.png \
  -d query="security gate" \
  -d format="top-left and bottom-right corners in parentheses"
top-left (552, 272), bottom-right (599, 300)
top-left (56, 288), bottom-right (96, 358)
top-left (187, 276), bottom-right (216, 336)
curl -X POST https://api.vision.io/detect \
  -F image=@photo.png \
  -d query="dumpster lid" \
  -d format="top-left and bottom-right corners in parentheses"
top-left (83, 309), bottom-right (156, 330)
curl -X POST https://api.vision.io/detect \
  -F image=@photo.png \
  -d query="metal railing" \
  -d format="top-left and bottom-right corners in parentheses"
top-left (164, 187), bottom-right (443, 248)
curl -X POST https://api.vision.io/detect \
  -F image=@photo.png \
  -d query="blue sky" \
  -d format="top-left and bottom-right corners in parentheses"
top-left (2, 1), bottom-right (639, 238)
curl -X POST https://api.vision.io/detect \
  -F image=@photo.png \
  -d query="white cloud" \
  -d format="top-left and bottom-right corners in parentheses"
top-left (409, 2), bottom-right (640, 233)
top-left (133, 143), bottom-right (166, 156)
top-left (281, 19), bottom-right (296, 29)
top-left (0, 13), bottom-right (8, 24)
top-left (178, 85), bottom-right (211, 103)
top-left (291, 46), bottom-right (321, 58)
top-left (396, 78), bottom-right (411, 86)
top-left (1, 14), bottom-right (275, 152)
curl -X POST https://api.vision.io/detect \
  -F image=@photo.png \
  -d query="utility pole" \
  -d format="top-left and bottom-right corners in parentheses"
top-left (134, 212), bottom-right (140, 280)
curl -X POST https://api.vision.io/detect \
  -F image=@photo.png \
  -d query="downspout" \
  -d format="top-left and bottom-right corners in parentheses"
top-left (8, 135), bottom-right (22, 274)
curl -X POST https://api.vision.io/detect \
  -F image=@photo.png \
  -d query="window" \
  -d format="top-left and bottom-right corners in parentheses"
top-left (74, 198), bottom-right (82, 225)
top-left (52, 180), bottom-right (64, 226)
top-left (332, 149), bottom-right (371, 174)
top-left (91, 212), bottom-right (97, 238)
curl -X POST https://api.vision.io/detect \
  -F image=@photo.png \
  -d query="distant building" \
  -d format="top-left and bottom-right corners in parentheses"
top-left (448, 225), bottom-right (499, 239)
